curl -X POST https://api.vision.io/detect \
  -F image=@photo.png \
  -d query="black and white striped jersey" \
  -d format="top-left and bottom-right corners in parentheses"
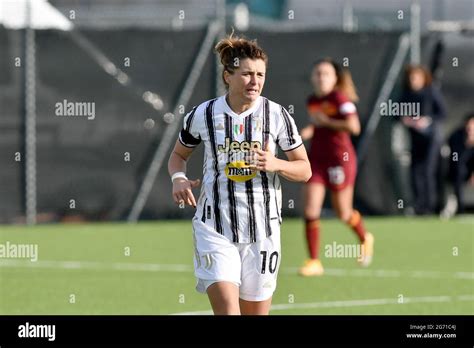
top-left (179, 95), bottom-right (303, 243)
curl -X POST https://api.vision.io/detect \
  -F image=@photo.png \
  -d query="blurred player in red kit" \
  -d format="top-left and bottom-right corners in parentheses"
top-left (298, 58), bottom-right (374, 276)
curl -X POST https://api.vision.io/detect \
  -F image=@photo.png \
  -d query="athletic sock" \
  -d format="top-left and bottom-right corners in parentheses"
top-left (305, 218), bottom-right (320, 259)
top-left (347, 210), bottom-right (366, 243)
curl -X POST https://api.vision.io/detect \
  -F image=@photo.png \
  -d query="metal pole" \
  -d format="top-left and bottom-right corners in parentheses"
top-left (410, 0), bottom-right (421, 64)
top-left (342, 1), bottom-right (354, 32)
top-left (127, 21), bottom-right (221, 222)
top-left (215, 0), bottom-right (226, 97)
top-left (69, 30), bottom-right (164, 111)
top-left (25, 0), bottom-right (37, 225)
top-left (357, 34), bottom-right (410, 164)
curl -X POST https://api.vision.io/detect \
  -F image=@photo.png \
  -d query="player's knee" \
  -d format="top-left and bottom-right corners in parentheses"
top-left (338, 210), bottom-right (352, 223)
top-left (210, 297), bottom-right (240, 315)
top-left (304, 207), bottom-right (321, 220)
top-left (213, 306), bottom-right (240, 315)
top-left (207, 282), bottom-right (240, 315)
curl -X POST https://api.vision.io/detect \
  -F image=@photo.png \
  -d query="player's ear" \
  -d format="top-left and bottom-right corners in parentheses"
top-left (223, 70), bottom-right (231, 85)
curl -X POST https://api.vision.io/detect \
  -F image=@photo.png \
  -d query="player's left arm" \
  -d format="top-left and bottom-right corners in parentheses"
top-left (277, 144), bottom-right (312, 182)
top-left (252, 143), bottom-right (311, 182)
top-left (250, 105), bottom-right (311, 182)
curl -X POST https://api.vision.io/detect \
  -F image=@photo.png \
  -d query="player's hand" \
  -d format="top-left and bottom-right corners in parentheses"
top-left (413, 116), bottom-right (432, 130)
top-left (248, 143), bottom-right (280, 173)
top-left (310, 111), bottom-right (330, 127)
top-left (402, 116), bottom-right (414, 127)
top-left (172, 178), bottom-right (200, 208)
top-left (469, 174), bottom-right (474, 186)
top-left (300, 125), bottom-right (314, 141)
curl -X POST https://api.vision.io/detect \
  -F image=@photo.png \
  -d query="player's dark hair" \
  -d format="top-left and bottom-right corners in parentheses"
top-left (464, 112), bottom-right (474, 124)
top-left (313, 58), bottom-right (359, 102)
top-left (215, 31), bottom-right (268, 89)
top-left (403, 64), bottom-right (433, 90)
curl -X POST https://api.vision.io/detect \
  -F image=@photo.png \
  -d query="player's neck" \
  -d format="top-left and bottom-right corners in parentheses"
top-left (315, 89), bottom-right (333, 98)
top-left (226, 94), bottom-right (253, 115)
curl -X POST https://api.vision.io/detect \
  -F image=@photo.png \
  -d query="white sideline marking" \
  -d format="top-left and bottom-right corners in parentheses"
top-left (171, 294), bottom-right (474, 315)
top-left (453, 215), bottom-right (474, 224)
top-left (0, 259), bottom-right (192, 272)
top-left (0, 259), bottom-right (472, 280)
top-left (281, 266), bottom-right (473, 280)
top-left (455, 272), bottom-right (474, 280)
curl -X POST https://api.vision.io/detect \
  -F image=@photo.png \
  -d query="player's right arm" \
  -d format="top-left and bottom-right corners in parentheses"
top-left (312, 112), bottom-right (361, 135)
top-left (168, 140), bottom-right (201, 208)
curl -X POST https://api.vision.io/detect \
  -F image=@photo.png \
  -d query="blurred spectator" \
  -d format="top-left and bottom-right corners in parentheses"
top-left (399, 65), bottom-right (447, 215)
top-left (445, 113), bottom-right (474, 215)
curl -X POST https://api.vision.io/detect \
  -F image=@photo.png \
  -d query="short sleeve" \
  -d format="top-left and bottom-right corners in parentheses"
top-left (277, 106), bottom-right (303, 152)
top-left (335, 93), bottom-right (357, 117)
top-left (178, 106), bottom-right (201, 148)
top-left (339, 101), bottom-right (357, 116)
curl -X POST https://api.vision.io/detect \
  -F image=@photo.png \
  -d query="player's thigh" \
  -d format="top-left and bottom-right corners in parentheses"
top-left (239, 227), bottom-right (281, 304)
top-left (193, 218), bottom-right (241, 280)
top-left (207, 281), bottom-right (241, 315)
top-left (330, 185), bottom-right (354, 222)
top-left (239, 297), bottom-right (272, 315)
top-left (304, 183), bottom-right (326, 219)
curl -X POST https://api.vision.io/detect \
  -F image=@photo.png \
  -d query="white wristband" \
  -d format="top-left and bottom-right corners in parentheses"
top-left (171, 172), bottom-right (187, 183)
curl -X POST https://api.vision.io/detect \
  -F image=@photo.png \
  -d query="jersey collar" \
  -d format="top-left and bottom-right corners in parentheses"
top-left (222, 95), bottom-right (262, 118)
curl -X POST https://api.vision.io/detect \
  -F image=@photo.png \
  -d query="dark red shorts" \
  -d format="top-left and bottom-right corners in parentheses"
top-left (308, 157), bottom-right (357, 191)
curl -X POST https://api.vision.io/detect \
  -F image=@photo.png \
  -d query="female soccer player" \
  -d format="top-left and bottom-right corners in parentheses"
top-left (298, 58), bottom-right (374, 277)
top-left (168, 34), bottom-right (311, 315)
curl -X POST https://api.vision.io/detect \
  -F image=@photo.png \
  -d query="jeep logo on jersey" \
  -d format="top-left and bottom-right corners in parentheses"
top-left (217, 137), bottom-right (262, 153)
top-left (225, 160), bottom-right (257, 182)
top-left (218, 138), bottom-right (262, 182)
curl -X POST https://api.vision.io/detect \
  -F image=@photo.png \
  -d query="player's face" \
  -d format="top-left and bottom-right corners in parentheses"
top-left (225, 58), bottom-right (266, 103)
top-left (409, 70), bottom-right (425, 91)
top-left (312, 62), bottom-right (338, 96)
top-left (466, 118), bottom-right (474, 139)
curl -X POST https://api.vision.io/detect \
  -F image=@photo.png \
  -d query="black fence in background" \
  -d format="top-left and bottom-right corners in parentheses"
top-left (0, 27), bottom-right (472, 223)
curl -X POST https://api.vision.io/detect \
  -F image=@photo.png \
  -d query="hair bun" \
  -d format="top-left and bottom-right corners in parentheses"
top-left (214, 33), bottom-right (268, 88)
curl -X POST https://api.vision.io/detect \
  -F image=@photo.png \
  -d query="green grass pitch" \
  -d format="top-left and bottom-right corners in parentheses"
top-left (0, 217), bottom-right (472, 315)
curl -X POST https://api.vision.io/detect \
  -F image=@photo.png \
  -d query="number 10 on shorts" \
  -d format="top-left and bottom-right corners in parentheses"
top-left (260, 251), bottom-right (279, 274)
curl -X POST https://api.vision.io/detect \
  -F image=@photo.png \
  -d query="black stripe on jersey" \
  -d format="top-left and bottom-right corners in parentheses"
top-left (201, 198), bottom-right (207, 223)
top-left (282, 142), bottom-right (303, 152)
top-left (204, 99), bottom-right (223, 235)
top-left (261, 98), bottom-right (272, 238)
top-left (224, 113), bottom-right (239, 243)
top-left (272, 173), bottom-right (281, 223)
top-left (280, 106), bottom-right (296, 147)
top-left (185, 106), bottom-right (198, 132)
top-left (179, 129), bottom-right (201, 147)
top-left (244, 115), bottom-right (257, 243)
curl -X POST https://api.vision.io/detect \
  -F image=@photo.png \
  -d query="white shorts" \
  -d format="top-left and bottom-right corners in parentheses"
top-left (192, 218), bottom-right (281, 302)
